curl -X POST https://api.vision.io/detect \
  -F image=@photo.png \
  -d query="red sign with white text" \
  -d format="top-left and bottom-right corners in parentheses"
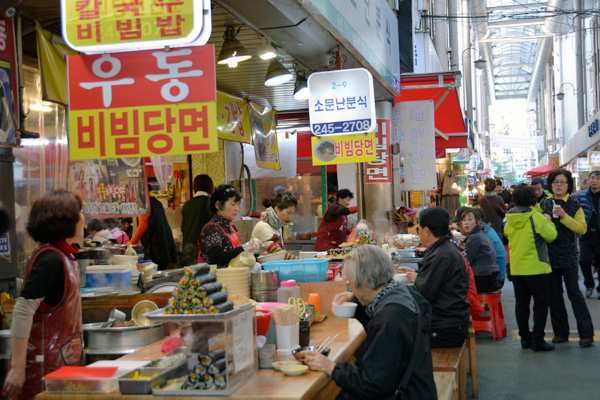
top-left (68, 46), bottom-right (217, 160)
top-left (364, 119), bottom-right (392, 183)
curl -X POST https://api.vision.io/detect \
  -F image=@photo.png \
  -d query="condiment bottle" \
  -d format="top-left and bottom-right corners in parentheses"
top-left (299, 318), bottom-right (311, 347)
top-left (277, 280), bottom-right (300, 304)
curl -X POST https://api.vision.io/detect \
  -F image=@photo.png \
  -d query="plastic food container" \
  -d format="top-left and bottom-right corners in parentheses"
top-left (44, 367), bottom-right (119, 394)
top-left (262, 259), bottom-right (329, 283)
top-left (86, 265), bottom-right (131, 292)
top-left (118, 360), bottom-right (187, 394)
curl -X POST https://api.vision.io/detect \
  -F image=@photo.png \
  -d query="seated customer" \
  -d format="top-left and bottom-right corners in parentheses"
top-left (304, 245), bottom-right (436, 400)
top-left (459, 209), bottom-right (500, 293)
top-left (401, 207), bottom-right (470, 348)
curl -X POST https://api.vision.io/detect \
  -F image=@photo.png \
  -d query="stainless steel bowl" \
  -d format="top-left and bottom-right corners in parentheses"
top-left (83, 322), bottom-right (164, 354)
top-left (291, 346), bottom-right (331, 362)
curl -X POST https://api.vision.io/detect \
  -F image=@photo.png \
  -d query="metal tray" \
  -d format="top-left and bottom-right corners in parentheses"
top-left (81, 290), bottom-right (121, 298)
top-left (118, 360), bottom-right (188, 394)
top-left (145, 303), bottom-right (252, 321)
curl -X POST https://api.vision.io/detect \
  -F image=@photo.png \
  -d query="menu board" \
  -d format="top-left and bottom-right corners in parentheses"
top-left (392, 100), bottom-right (436, 191)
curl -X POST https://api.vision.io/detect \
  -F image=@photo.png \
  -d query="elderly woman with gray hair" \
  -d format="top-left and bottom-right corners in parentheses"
top-left (302, 245), bottom-right (436, 400)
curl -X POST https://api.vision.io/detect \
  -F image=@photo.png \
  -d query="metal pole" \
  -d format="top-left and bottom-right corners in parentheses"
top-left (356, 163), bottom-right (365, 220)
top-left (575, 0), bottom-right (585, 129)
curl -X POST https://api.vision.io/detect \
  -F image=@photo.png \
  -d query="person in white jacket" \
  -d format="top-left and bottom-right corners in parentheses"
top-left (251, 192), bottom-right (298, 258)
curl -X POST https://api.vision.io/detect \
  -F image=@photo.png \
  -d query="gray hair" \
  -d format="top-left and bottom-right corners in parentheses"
top-left (343, 245), bottom-right (394, 290)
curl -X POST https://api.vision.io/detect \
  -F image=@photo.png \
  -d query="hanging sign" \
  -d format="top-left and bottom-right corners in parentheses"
top-left (588, 151), bottom-right (600, 167)
top-left (68, 45), bottom-right (217, 160)
top-left (391, 100), bottom-right (436, 190)
top-left (217, 91), bottom-right (252, 144)
top-left (311, 133), bottom-right (376, 166)
top-left (61, 0), bottom-right (211, 54)
top-left (365, 118), bottom-right (392, 183)
top-left (308, 68), bottom-right (376, 136)
top-left (577, 157), bottom-right (591, 172)
top-left (249, 102), bottom-right (280, 170)
top-left (0, 15), bottom-right (18, 146)
top-left (69, 158), bottom-right (149, 217)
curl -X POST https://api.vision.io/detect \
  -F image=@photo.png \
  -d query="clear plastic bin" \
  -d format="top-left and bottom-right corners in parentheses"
top-left (145, 303), bottom-right (258, 396)
top-left (262, 259), bottom-right (329, 282)
top-left (44, 367), bottom-right (119, 394)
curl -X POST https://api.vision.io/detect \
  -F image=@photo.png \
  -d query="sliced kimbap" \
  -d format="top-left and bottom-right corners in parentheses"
top-left (213, 373), bottom-right (227, 387)
top-left (203, 291), bottom-right (228, 307)
top-left (181, 381), bottom-right (193, 390)
top-left (192, 381), bottom-right (205, 390)
top-left (203, 374), bottom-right (214, 384)
top-left (173, 288), bottom-right (185, 300)
top-left (199, 354), bottom-right (212, 367)
top-left (193, 364), bottom-right (206, 375)
top-left (205, 382), bottom-right (217, 390)
top-left (207, 364), bottom-right (220, 375)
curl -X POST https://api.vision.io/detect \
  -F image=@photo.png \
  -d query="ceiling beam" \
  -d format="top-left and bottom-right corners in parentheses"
top-left (487, 2), bottom-right (548, 11)
top-left (494, 62), bottom-right (534, 68)
top-left (488, 18), bottom-right (546, 28)
top-left (494, 73), bottom-right (534, 78)
top-left (493, 52), bottom-right (537, 58)
top-left (495, 94), bottom-right (528, 99)
top-left (480, 34), bottom-right (554, 43)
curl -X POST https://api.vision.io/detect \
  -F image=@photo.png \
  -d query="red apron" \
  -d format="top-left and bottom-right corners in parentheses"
top-left (197, 222), bottom-right (243, 265)
top-left (315, 205), bottom-right (348, 251)
top-left (9, 244), bottom-right (84, 400)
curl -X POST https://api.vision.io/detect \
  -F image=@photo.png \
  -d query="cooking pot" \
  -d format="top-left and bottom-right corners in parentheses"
top-left (83, 322), bottom-right (164, 355)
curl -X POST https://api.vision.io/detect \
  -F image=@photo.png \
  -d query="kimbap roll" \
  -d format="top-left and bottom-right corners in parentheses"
top-left (193, 364), bottom-right (207, 376)
top-left (193, 381), bottom-right (205, 390)
top-left (189, 263), bottom-right (211, 276)
top-left (203, 374), bottom-right (214, 384)
top-left (184, 266), bottom-right (195, 277)
top-left (208, 349), bottom-right (225, 362)
top-left (213, 373), bottom-right (227, 386)
top-left (199, 282), bottom-right (223, 296)
top-left (207, 364), bottom-right (220, 375)
top-left (185, 287), bottom-right (195, 299)
top-left (181, 381), bottom-right (193, 390)
top-left (199, 354), bottom-right (212, 367)
top-left (173, 288), bottom-right (185, 300)
top-left (213, 358), bottom-right (227, 372)
top-left (189, 278), bottom-right (200, 288)
top-left (203, 291), bottom-right (228, 307)
top-left (163, 305), bottom-right (174, 314)
top-left (196, 273), bottom-right (217, 286)
top-left (179, 275), bottom-right (191, 288)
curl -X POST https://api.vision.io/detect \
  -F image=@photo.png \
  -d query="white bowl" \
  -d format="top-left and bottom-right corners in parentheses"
top-left (332, 302), bottom-right (358, 318)
top-left (258, 252), bottom-right (286, 263)
top-left (393, 273), bottom-right (412, 285)
top-left (111, 255), bottom-right (138, 266)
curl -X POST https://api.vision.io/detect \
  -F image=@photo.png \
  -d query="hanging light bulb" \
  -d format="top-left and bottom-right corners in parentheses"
top-left (217, 26), bottom-right (252, 68)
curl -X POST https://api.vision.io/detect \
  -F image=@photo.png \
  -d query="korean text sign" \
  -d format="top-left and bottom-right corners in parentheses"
top-left (61, 0), bottom-right (209, 53)
top-left (217, 91), bottom-right (252, 144)
top-left (0, 15), bottom-right (18, 146)
top-left (311, 133), bottom-right (377, 166)
top-left (308, 68), bottom-right (376, 136)
top-left (365, 118), bottom-right (392, 183)
top-left (391, 100), bottom-right (436, 191)
top-left (68, 46), bottom-right (217, 160)
top-left (69, 158), bottom-right (149, 217)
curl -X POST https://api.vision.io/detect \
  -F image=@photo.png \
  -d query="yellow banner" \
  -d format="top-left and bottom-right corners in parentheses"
top-left (36, 21), bottom-right (77, 105)
top-left (63, 0), bottom-right (196, 48)
top-left (249, 102), bottom-right (280, 170)
top-left (216, 91), bottom-right (252, 143)
top-left (311, 133), bottom-right (377, 165)
top-left (69, 102), bottom-right (217, 160)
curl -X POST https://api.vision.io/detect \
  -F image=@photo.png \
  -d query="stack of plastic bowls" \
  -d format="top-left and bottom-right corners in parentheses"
top-left (251, 270), bottom-right (280, 302)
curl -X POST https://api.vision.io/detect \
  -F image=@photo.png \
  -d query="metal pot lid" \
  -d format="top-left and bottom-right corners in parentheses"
top-left (83, 322), bottom-right (163, 332)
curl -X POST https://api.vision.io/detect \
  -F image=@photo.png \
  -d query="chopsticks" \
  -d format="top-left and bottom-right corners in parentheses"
top-left (316, 333), bottom-right (339, 354)
top-left (273, 305), bottom-right (296, 326)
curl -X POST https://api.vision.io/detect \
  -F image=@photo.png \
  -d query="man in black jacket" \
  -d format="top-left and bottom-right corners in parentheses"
top-left (401, 207), bottom-right (470, 347)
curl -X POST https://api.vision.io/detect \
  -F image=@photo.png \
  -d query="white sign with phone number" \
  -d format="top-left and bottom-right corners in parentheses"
top-left (308, 68), bottom-right (377, 136)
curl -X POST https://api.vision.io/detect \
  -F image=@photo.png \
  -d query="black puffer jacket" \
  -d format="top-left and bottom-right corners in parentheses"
top-left (540, 195), bottom-right (584, 268)
top-left (414, 235), bottom-right (470, 330)
top-left (332, 282), bottom-right (437, 400)
top-left (464, 225), bottom-right (499, 277)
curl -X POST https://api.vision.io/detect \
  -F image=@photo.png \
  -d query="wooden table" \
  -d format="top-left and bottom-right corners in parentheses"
top-left (36, 316), bottom-right (367, 400)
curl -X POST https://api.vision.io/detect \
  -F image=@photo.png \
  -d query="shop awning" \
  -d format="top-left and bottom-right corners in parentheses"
top-left (394, 72), bottom-right (468, 158)
top-left (525, 164), bottom-right (556, 177)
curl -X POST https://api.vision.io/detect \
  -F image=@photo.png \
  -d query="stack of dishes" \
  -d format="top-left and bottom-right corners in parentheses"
top-left (251, 270), bottom-right (280, 302)
top-left (216, 267), bottom-right (250, 298)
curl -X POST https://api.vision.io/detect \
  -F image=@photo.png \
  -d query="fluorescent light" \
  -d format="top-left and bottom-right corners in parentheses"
top-left (258, 38), bottom-right (277, 60)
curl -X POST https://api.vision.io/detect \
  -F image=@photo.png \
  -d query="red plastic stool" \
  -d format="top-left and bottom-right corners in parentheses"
top-left (472, 292), bottom-right (507, 341)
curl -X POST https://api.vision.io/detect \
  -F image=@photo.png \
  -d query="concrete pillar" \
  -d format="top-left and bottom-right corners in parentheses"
top-left (448, 0), bottom-right (459, 71)
top-left (575, 0), bottom-right (586, 128)
top-left (365, 102), bottom-right (393, 236)
top-left (433, 0), bottom-right (449, 70)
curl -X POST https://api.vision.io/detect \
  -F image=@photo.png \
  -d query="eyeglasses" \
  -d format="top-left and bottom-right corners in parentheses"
top-left (589, 176), bottom-right (600, 181)
top-left (552, 180), bottom-right (568, 185)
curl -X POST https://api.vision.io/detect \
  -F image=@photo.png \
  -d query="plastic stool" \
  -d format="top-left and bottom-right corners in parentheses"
top-left (472, 292), bottom-right (507, 341)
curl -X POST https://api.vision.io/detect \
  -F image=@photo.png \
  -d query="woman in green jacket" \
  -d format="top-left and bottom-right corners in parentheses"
top-left (505, 184), bottom-right (557, 352)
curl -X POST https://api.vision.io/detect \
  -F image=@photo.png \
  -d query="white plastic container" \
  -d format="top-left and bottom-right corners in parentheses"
top-left (86, 265), bottom-right (131, 292)
top-left (276, 280), bottom-right (300, 304)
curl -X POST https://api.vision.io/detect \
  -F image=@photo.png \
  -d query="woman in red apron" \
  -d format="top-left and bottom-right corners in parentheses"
top-left (4, 190), bottom-right (85, 400)
top-left (198, 184), bottom-right (246, 268)
top-left (315, 189), bottom-right (358, 251)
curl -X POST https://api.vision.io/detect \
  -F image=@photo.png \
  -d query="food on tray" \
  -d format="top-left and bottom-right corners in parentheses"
top-left (355, 231), bottom-right (375, 246)
top-left (164, 265), bottom-right (229, 315)
top-left (228, 294), bottom-right (251, 306)
top-left (181, 351), bottom-right (228, 391)
top-left (130, 371), bottom-right (158, 379)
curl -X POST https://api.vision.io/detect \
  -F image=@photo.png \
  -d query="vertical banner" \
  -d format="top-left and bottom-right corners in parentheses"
top-left (392, 101), bottom-right (436, 191)
top-left (216, 91), bottom-right (252, 143)
top-left (249, 102), bottom-right (280, 170)
top-left (69, 158), bottom-right (149, 217)
top-left (364, 119), bottom-right (392, 183)
top-left (68, 46), bottom-right (217, 160)
top-left (36, 21), bottom-right (78, 105)
top-left (0, 15), bottom-right (18, 146)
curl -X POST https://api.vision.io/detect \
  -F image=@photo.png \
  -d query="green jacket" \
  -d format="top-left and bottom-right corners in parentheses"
top-left (504, 206), bottom-right (558, 276)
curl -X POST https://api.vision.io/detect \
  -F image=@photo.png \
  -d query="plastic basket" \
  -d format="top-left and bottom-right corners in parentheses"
top-left (261, 259), bottom-right (329, 283)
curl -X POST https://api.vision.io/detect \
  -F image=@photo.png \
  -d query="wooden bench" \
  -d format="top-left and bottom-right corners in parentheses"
top-left (435, 371), bottom-right (458, 400)
top-left (431, 343), bottom-right (467, 400)
top-left (466, 319), bottom-right (478, 397)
